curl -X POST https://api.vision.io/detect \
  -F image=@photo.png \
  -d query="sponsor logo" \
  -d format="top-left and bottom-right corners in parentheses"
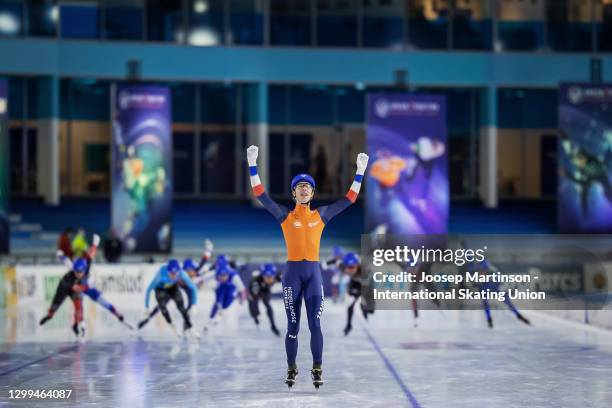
top-left (568, 86), bottom-right (583, 104)
top-left (118, 90), bottom-right (167, 110)
top-left (97, 271), bottom-right (144, 294)
top-left (308, 221), bottom-right (320, 228)
top-left (293, 221), bottom-right (303, 228)
top-left (284, 287), bottom-right (297, 323)
top-left (288, 334), bottom-right (297, 339)
top-left (375, 97), bottom-right (440, 117)
top-left (375, 98), bottom-right (390, 118)
top-left (17, 274), bottom-right (36, 298)
top-left (316, 288), bottom-right (324, 319)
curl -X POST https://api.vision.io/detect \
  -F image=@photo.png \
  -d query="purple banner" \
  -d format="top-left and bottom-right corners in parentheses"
top-left (111, 84), bottom-right (173, 253)
top-left (0, 79), bottom-right (8, 254)
top-left (558, 83), bottom-right (612, 233)
top-left (366, 94), bottom-right (448, 234)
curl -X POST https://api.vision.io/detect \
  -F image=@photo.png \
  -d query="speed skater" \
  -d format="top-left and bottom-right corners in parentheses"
top-left (247, 144), bottom-right (369, 388)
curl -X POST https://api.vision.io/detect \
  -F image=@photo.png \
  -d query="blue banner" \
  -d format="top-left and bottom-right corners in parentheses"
top-left (111, 84), bottom-right (173, 253)
top-left (0, 80), bottom-right (8, 254)
top-left (558, 83), bottom-right (612, 233)
top-left (366, 94), bottom-right (448, 234)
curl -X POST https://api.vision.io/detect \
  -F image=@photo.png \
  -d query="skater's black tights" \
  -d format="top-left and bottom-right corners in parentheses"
top-left (249, 295), bottom-right (276, 327)
top-left (155, 286), bottom-right (192, 328)
top-left (347, 296), bottom-right (359, 328)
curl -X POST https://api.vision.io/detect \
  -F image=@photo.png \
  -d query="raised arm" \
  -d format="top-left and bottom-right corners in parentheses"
top-left (319, 153), bottom-right (369, 224)
top-left (247, 145), bottom-right (289, 223)
top-left (84, 234), bottom-right (100, 265)
top-left (195, 239), bottom-right (214, 273)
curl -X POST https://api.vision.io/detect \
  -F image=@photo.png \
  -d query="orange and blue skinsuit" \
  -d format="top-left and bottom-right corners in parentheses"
top-left (249, 166), bottom-right (364, 368)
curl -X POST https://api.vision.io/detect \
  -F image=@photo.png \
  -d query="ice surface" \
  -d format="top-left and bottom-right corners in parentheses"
top-left (1, 298), bottom-right (612, 407)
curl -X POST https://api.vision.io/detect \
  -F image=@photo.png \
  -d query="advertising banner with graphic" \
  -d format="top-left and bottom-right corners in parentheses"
top-left (111, 84), bottom-right (173, 252)
top-left (366, 94), bottom-right (448, 234)
top-left (559, 83), bottom-right (612, 233)
top-left (0, 79), bottom-right (9, 253)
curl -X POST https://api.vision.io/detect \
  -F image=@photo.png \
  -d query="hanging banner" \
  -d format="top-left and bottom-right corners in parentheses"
top-left (366, 94), bottom-right (448, 235)
top-left (0, 79), bottom-right (9, 254)
top-left (111, 84), bottom-right (173, 253)
top-left (558, 83), bottom-right (612, 233)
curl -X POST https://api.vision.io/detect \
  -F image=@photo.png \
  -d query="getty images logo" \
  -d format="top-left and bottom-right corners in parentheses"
top-left (375, 98), bottom-right (390, 118)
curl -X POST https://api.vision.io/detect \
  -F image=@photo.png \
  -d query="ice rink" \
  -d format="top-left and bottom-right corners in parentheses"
top-left (1, 298), bottom-right (612, 408)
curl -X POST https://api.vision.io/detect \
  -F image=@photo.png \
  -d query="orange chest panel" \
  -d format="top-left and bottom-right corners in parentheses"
top-left (280, 208), bottom-right (325, 261)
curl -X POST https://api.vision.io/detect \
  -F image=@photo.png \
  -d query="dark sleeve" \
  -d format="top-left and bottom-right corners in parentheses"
top-left (257, 192), bottom-right (290, 224)
top-left (317, 198), bottom-right (353, 224)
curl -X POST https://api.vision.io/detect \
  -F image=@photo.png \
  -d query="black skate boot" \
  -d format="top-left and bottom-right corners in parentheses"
top-left (39, 315), bottom-right (52, 326)
top-left (285, 366), bottom-right (298, 388)
top-left (271, 325), bottom-right (280, 337)
top-left (343, 324), bottom-right (352, 336)
top-left (487, 318), bottom-right (493, 328)
top-left (311, 367), bottom-right (323, 389)
top-left (137, 318), bottom-right (149, 330)
top-left (517, 314), bottom-right (531, 325)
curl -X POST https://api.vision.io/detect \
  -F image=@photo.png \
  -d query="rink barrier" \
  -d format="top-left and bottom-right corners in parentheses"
top-left (9, 262), bottom-right (343, 305)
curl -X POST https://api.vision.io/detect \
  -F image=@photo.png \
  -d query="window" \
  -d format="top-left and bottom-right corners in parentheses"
top-left (60, 2), bottom-right (99, 39)
top-left (453, 0), bottom-right (492, 50)
top-left (270, 0), bottom-right (312, 46)
top-left (102, 0), bottom-right (144, 40)
top-left (146, 0), bottom-right (183, 42)
top-left (0, 0), bottom-right (24, 37)
top-left (595, 0), bottom-right (612, 51)
top-left (229, 0), bottom-right (264, 45)
top-left (408, 0), bottom-right (449, 49)
top-left (27, 0), bottom-right (58, 37)
top-left (362, 0), bottom-right (405, 48)
top-left (317, 0), bottom-right (358, 46)
top-left (547, 0), bottom-right (593, 51)
top-left (186, 0), bottom-right (224, 46)
top-left (497, 0), bottom-right (545, 50)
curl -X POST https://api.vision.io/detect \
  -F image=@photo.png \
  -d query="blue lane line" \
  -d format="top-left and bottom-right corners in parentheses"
top-left (362, 325), bottom-right (422, 408)
top-left (0, 345), bottom-right (79, 377)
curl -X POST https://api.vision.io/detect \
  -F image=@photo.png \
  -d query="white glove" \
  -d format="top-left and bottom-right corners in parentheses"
top-left (203, 239), bottom-right (214, 258)
top-left (356, 153), bottom-right (369, 174)
top-left (92, 234), bottom-right (101, 247)
top-left (56, 249), bottom-right (65, 258)
top-left (247, 145), bottom-right (259, 166)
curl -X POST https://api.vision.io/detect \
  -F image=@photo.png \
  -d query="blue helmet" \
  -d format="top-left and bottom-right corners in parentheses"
top-left (73, 258), bottom-right (88, 273)
top-left (167, 259), bottom-right (181, 274)
top-left (333, 246), bottom-right (344, 259)
top-left (291, 174), bottom-right (316, 191)
top-left (342, 252), bottom-right (360, 267)
top-left (215, 266), bottom-right (231, 280)
top-left (261, 263), bottom-right (277, 277)
top-left (216, 254), bottom-right (228, 269)
top-left (183, 258), bottom-right (197, 272)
